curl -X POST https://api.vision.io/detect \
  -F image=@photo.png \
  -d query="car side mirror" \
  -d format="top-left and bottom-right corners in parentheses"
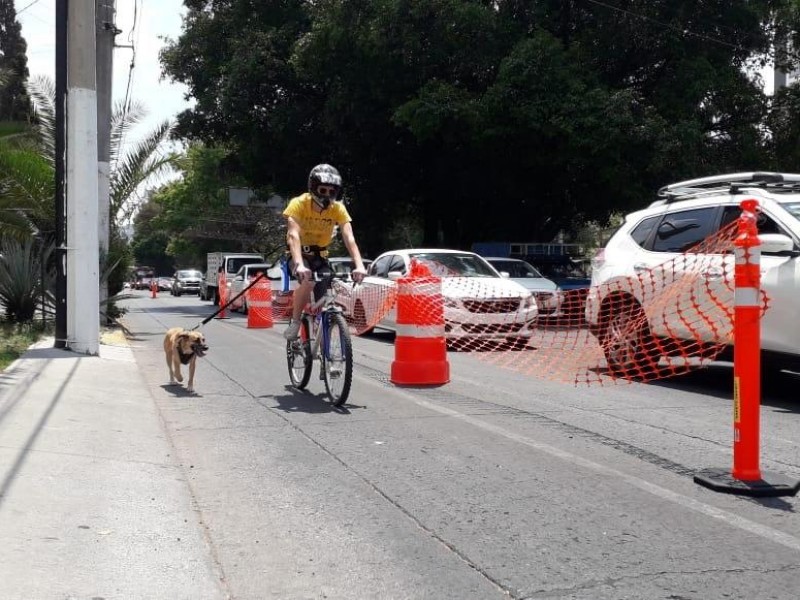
top-left (759, 233), bottom-right (798, 255)
top-left (387, 271), bottom-right (403, 281)
top-left (499, 271), bottom-right (510, 278)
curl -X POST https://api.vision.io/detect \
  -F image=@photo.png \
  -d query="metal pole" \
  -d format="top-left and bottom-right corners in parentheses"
top-left (54, 0), bottom-right (68, 349)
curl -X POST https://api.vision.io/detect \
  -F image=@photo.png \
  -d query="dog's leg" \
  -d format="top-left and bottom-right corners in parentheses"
top-left (187, 356), bottom-right (196, 393)
top-left (166, 350), bottom-right (176, 384)
top-left (172, 350), bottom-right (184, 383)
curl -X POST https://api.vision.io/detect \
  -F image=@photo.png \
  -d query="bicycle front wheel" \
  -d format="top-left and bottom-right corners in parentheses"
top-left (322, 312), bottom-right (353, 406)
top-left (287, 318), bottom-right (313, 389)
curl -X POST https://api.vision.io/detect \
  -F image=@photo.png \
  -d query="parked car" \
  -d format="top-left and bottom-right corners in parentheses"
top-left (525, 256), bottom-right (592, 319)
top-left (228, 263), bottom-right (270, 313)
top-left (328, 256), bottom-right (373, 281)
top-left (585, 171), bottom-right (800, 372)
top-left (338, 248), bottom-right (538, 346)
top-left (158, 276), bottom-right (172, 292)
top-left (483, 257), bottom-right (562, 316)
top-left (170, 269), bottom-right (203, 296)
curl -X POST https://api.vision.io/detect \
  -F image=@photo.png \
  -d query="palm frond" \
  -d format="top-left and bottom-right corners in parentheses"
top-left (25, 75), bottom-right (56, 165)
top-left (0, 147), bottom-right (54, 240)
top-left (110, 99), bottom-right (147, 169)
top-left (110, 119), bottom-right (176, 220)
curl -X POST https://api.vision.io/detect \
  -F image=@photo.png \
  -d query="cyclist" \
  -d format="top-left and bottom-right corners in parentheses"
top-left (283, 163), bottom-right (368, 340)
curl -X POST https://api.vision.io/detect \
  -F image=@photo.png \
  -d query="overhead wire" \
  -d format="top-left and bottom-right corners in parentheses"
top-left (17, 0), bottom-right (44, 15)
top-left (583, 0), bottom-right (742, 50)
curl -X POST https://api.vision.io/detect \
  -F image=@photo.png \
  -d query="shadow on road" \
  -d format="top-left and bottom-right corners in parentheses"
top-left (266, 386), bottom-right (364, 414)
top-left (648, 363), bottom-right (800, 413)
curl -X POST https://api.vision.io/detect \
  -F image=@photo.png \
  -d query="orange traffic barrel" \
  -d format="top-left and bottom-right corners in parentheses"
top-left (247, 277), bottom-right (274, 329)
top-left (216, 272), bottom-right (229, 319)
top-left (390, 260), bottom-right (450, 386)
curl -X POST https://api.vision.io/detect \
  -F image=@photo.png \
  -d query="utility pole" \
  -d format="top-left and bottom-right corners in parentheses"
top-left (67, 0), bottom-right (100, 355)
top-left (96, 0), bottom-right (116, 324)
top-left (54, 0), bottom-right (68, 349)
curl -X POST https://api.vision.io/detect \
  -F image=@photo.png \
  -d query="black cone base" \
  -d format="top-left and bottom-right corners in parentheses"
top-left (694, 468), bottom-right (800, 497)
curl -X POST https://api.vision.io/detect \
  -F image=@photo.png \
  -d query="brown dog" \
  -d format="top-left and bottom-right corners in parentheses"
top-left (163, 327), bottom-right (209, 393)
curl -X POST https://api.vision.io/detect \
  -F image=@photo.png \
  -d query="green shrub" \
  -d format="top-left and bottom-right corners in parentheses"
top-left (0, 236), bottom-right (54, 323)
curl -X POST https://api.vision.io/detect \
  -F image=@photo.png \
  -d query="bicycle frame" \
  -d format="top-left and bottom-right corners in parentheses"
top-left (301, 278), bottom-right (340, 361)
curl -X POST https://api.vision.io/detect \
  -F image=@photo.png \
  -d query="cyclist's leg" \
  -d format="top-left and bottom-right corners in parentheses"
top-left (309, 255), bottom-right (333, 300)
top-left (284, 256), bottom-right (314, 339)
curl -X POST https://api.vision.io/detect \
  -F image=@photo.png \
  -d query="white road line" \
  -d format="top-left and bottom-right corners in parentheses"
top-left (364, 377), bottom-right (800, 553)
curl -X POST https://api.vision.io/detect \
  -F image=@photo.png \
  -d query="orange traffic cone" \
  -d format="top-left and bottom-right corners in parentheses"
top-left (390, 259), bottom-right (450, 386)
top-left (150, 279), bottom-right (157, 298)
top-left (247, 278), bottom-right (274, 329)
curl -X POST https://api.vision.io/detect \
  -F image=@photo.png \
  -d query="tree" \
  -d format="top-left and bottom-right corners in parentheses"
top-left (161, 0), bottom-right (800, 250)
top-left (138, 143), bottom-right (287, 269)
top-left (0, 0), bottom-right (31, 121)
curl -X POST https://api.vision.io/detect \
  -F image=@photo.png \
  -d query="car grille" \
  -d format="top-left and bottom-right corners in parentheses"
top-left (463, 298), bottom-right (521, 313)
top-left (461, 322), bottom-right (524, 334)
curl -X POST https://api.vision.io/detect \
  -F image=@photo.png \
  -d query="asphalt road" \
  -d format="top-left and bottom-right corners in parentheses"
top-left (120, 290), bottom-right (800, 600)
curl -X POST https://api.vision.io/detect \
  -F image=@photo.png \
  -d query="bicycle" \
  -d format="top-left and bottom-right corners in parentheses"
top-left (286, 268), bottom-right (354, 406)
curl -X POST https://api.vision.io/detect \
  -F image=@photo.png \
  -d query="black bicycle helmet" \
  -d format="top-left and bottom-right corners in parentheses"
top-left (308, 164), bottom-right (343, 209)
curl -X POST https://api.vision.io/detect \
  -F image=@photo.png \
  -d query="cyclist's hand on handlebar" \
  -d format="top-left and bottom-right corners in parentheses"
top-left (351, 267), bottom-right (367, 284)
top-left (294, 265), bottom-right (312, 283)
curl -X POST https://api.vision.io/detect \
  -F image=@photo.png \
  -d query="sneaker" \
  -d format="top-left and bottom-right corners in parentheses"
top-left (283, 320), bottom-right (301, 340)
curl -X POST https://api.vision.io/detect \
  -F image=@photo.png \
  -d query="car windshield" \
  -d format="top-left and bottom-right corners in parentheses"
top-left (535, 261), bottom-right (590, 280)
top-left (178, 270), bottom-right (202, 278)
top-left (331, 260), bottom-right (354, 274)
top-left (489, 260), bottom-right (543, 278)
top-left (410, 253), bottom-right (498, 278)
top-left (779, 201), bottom-right (800, 222)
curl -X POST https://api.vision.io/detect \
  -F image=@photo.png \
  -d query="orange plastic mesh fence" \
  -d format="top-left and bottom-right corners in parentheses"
top-left (328, 221), bottom-right (769, 385)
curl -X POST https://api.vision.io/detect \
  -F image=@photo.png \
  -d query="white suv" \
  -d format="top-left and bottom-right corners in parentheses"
top-left (585, 172), bottom-right (800, 372)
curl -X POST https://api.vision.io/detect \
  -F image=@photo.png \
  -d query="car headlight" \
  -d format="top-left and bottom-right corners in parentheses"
top-left (522, 294), bottom-right (536, 309)
top-left (444, 297), bottom-right (460, 309)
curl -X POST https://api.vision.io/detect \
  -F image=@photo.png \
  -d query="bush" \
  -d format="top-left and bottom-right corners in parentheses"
top-left (0, 237), bottom-right (53, 323)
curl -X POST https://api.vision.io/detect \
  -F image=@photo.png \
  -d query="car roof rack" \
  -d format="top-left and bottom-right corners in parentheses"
top-left (657, 172), bottom-right (800, 203)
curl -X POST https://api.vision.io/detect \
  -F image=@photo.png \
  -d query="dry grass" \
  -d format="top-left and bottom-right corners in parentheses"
top-left (0, 322), bottom-right (51, 371)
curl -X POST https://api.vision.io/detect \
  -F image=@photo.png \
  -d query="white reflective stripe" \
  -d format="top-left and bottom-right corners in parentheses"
top-left (735, 287), bottom-right (759, 306)
top-left (249, 301), bottom-right (272, 308)
top-left (734, 247), bottom-right (761, 265)
top-left (397, 281), bottom-right (442, 296)
top-left (395, 323), bottom-right (445, 338)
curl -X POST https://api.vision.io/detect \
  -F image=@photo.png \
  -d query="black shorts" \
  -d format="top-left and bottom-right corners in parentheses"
top-left (288, 254), bottom-right (331, 280)
top-left (289, 254), bottom-right (334, 300)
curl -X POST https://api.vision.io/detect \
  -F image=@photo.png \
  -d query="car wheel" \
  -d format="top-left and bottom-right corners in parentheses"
top-left (600, 297), bottom-right (660, 375)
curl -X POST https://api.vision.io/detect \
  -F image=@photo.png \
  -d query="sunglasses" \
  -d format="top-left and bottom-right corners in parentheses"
top-left (316, 185), bottom-right (339, 197)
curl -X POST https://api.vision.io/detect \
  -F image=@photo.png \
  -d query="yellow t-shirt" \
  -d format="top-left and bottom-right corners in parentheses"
top-left (283, 193), bottom-right (352, 248)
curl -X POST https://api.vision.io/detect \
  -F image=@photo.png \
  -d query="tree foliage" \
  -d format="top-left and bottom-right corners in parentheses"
top-left (0, 0), bottom-right (31, 121)
top-left (161, 0), bottom-right (800, 252)
top-left (132, 143), bottom-right (286, 271)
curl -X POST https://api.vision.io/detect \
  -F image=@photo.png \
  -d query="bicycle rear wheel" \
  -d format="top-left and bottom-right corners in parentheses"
top-left (287, 318), bottom-right (313, 389)
top-left (322, 312), bottom-right (353, 406)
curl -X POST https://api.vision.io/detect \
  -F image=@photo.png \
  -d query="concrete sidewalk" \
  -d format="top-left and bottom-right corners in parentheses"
top-left (0, 334), bottom-right (226, 599)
